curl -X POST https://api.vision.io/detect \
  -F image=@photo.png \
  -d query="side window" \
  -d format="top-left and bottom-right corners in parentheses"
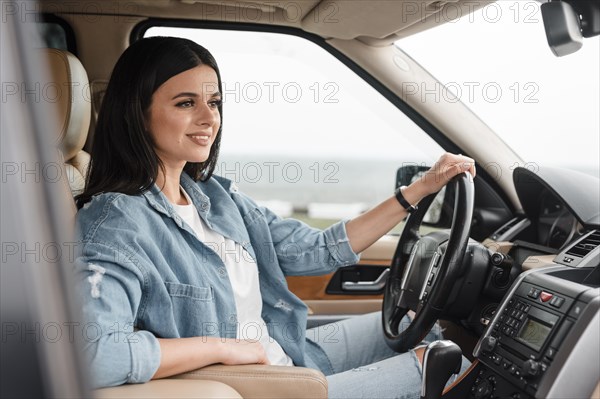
top-left (31, 17), bottom-right (75, 54)
top-left (144, 27), bottom-right (444, 231)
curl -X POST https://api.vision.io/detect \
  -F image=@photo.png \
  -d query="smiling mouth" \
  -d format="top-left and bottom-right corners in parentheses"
top-left (187, 134), bottom-right (211, 145)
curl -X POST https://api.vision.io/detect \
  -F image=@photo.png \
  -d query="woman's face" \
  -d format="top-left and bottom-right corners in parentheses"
top-left (146, 65), bottom-right (221, 170)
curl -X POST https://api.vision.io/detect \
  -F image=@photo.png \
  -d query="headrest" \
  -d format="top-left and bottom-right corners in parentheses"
top-left (42, 48), bottom-right (91, 162)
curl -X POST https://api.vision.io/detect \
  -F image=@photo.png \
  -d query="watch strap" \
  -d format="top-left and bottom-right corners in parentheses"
top-left (394, 186), bottom-right (418, 213)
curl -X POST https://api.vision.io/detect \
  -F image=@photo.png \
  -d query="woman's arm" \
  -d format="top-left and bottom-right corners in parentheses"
top-left (345, 153), bottom-right (476, 254)
top-left (153, 337), bottom-right (269, 379)
top-left (75, 249), bottom-right (270, 387)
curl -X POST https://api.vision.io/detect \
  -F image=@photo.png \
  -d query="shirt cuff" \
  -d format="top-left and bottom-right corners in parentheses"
top-left (127, 330), bottom-right (161, 384)
top-left (324, 220), bottom-right (361, 267)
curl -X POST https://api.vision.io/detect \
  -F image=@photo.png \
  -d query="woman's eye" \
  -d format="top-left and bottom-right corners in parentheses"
top-left (208, 99), bottom-right (222, 109)
top-left (176, 100), bottom-right (194, 108)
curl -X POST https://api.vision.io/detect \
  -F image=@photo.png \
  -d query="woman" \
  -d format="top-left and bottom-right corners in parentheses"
top-left (75, 36), bottom-right (475, 397)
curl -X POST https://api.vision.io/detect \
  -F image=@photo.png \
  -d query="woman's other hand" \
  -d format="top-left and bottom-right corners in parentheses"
top-left (220, 338), bottom-right (271, 366)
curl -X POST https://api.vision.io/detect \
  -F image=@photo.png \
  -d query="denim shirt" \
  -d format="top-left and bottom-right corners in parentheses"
top-left (74, 173), bottom-right (360, 388)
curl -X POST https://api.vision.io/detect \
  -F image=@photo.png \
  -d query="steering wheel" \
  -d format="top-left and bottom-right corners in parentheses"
top-left (382, 172), bottom-right (474, 352)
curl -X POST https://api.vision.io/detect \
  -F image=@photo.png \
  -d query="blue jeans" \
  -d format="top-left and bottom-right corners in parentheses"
top-left (304, 312), bottom-right (471, 399)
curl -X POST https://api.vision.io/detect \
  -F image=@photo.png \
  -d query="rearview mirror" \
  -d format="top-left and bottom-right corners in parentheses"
top-left (541, 1), bottom-right (583, 57)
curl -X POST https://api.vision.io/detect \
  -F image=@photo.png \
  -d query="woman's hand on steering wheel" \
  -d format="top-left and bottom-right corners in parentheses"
top-left (417, 153), bottom-right (476, 197)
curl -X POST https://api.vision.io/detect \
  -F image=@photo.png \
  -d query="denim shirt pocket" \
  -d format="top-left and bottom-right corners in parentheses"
top-left (164, 282), bottom-right (218, 336)
top-left (165, 282), bottom-right (214, 301)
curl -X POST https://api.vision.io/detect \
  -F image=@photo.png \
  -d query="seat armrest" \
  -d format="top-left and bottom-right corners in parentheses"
top-left (94, 379), bottom-right (242, 398)
top-left (170, 364), bottom-right (328, 399)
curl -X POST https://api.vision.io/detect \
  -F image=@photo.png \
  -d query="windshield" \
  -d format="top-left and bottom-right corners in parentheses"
top-left (397, 1), bottom-right (600, 178)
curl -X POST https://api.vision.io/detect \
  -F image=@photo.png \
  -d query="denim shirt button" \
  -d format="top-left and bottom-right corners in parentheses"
top-left (173, 215), bottom-right (181, 225)
top-left (201, 202), bottom-right (209, 211)
top-left (229, 315), bottom-right (237, 323)
top-left (218, 267), bottom-right (227, 277)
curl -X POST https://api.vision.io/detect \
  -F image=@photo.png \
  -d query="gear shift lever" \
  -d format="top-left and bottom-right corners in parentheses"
top-left (420, 340), bottom-right (462, 399)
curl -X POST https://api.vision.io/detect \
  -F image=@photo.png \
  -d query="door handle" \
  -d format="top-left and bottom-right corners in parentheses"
top-left (342, 268), bottom-right (390, 292)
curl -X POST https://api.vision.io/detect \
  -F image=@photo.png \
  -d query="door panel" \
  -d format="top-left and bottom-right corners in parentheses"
top-left (286, 237), bottom-right (397, 300)
top-left (287, 237), bottom-right (398, 322)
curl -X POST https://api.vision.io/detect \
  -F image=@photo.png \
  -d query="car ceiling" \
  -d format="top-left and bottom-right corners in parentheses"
top-left (39, 0), bottom-right (493, 43)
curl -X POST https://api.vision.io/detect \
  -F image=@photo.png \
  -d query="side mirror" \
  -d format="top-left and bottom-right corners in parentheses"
top-left (541, 1), bottom-right (583, 57)
top-left (395, 165), bottom-right (449, 226)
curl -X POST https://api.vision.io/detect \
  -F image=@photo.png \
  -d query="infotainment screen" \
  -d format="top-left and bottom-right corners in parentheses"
top-left (517, 318), bottom-right (552, 351)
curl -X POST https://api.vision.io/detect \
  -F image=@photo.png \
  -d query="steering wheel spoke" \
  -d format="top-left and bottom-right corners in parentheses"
top-left (383, 173), bottom-right (474, 353)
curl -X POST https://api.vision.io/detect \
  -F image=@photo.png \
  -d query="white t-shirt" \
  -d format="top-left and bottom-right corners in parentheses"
top-left (172, 187), bottom-right (293, 366)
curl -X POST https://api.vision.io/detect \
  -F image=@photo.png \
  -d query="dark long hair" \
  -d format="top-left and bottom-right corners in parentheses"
top-left (76, 37), bottom-right (223, 208)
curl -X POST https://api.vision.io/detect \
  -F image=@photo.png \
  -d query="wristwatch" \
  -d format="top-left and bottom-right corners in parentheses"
top-left (394, 186), bottom-right (418, 213)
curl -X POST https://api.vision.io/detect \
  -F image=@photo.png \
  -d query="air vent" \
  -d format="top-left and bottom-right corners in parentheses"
top-left (491, 217), bottom-right (530, 241)
top-left (494, 218), bottom-right (520, 237)
top-left (566, 230), bottom-right (600, 258)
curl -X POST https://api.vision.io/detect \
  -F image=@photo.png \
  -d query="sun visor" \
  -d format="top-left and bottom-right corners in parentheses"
top-left (302, 0), bottom-right (491, 41)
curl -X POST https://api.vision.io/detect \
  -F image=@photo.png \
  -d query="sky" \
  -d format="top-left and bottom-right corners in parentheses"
top-left (398, 1), bottom-right (600, 176)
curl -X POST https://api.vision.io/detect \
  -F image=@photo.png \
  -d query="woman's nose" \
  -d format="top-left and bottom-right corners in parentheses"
top-left (195, 102), bottom-right (218, 126)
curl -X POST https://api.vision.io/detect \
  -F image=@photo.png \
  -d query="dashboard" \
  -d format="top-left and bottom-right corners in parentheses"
top-left (451, 166), bottom-right (600, 398)
top-left (491, 166), bottom-right (599, 253)
top-left (466, 265), bottom-right (600, 399)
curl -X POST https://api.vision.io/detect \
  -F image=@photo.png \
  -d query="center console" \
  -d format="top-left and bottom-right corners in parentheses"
top-left (466, 266), bottom-right (599, 399)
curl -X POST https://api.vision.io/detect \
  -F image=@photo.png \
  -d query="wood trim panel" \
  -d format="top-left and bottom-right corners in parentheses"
top-left (287, 259), bottom-right (389, 300)
top-left (522, 254), bottom-right (558, 271)
top-left (305, 299), bottom-right (382, 315)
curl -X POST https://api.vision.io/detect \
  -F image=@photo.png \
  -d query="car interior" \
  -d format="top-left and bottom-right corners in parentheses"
top-left (1, 1), bottom-right (599, 398)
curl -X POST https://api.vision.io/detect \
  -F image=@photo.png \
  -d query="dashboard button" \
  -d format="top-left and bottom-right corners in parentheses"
top-left (523, 359), bottom-right (540, 377)
top-left (481, 336), bottom-right (498, 353)
top-left (568, 301), bottom-right (587, 318)
top-left (540, 291), bottom-right (553, 302)
top-left (550, 296), bottom-right (565, 308)
top-left (514, 368), bottom-right (522, 378)
top-left (546, 347), bottom-right (557, 359)
top-left (472, 381), bottom-right (493, 399)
